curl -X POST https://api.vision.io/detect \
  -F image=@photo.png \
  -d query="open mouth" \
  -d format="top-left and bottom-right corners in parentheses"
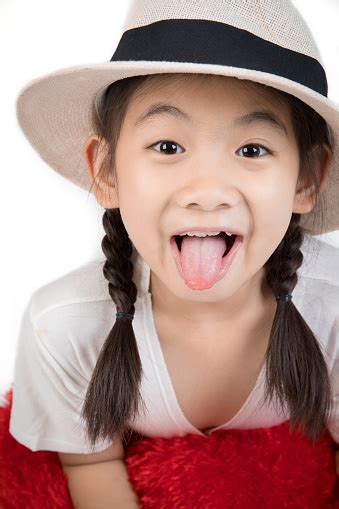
top-left (174, 232), bottom-right (238, 257)
top-left (173, 232), bottom-right (237, 257)
top-left (170, 231), bottom-right (244, 288)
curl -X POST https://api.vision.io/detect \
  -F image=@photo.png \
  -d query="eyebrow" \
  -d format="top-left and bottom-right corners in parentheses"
top-left (134, 102), bottom-right (289, 138)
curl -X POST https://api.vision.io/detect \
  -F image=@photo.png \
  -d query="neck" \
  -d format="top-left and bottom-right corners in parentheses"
top-left (149, 267), bottom-right (277, 350)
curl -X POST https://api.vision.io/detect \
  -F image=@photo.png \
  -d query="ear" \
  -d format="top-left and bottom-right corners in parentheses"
top-left (82, 134), bottom-right (119, 209)
top-left (293, 143), bottom-right (332, 214)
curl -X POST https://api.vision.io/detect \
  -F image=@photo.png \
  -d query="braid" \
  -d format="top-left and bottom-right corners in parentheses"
top-left (266, 213), bottom-right (304, 298)
top-left (81, 208), bottom-right (146, 451)
top-left (263, 212), bottom-right (332, 443)
top-left (102, 208), bottom-right (137, 312)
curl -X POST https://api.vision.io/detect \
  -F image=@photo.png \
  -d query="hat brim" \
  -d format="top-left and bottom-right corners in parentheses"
top-left (16, 60), bottom-right (339, 235)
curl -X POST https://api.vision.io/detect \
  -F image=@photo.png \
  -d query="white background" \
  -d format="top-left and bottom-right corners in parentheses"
top-left (1, 0), bottom-right (339, 397)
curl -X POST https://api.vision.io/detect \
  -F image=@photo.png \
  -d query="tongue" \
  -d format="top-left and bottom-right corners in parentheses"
top-left (179, 235), bottom-right (227, 288)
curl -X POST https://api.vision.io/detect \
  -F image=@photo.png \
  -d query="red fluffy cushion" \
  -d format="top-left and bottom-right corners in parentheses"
top-left (0, 386), bottom-right (338, 508)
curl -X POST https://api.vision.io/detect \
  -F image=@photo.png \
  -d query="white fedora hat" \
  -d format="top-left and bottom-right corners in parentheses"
top-left (15, 0), bottom-right (339, 235)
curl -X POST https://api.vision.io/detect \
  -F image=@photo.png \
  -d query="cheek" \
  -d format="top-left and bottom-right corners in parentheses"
top-left (116, 149), bottom-right (161, 203)
top-left (247, 177), bottom-right (296, 262)
top-left (118, 186), bottom-right (162, 256)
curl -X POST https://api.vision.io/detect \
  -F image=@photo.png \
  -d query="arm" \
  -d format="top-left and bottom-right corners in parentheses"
top-left (58, 438), bottom-right (140, 508)
top-left (61, 459), bottom-right (139, 508)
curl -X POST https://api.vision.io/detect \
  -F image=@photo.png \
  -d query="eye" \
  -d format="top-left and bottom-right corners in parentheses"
top-left (150, 140), bottom-right (185, 155)
top-left (236, 144), bottom-right (271, 158)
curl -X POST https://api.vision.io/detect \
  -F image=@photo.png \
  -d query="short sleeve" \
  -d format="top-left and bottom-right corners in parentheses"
top-left (327, 315), bottom-right (339, 446)
top-left (9, 296), bottom-right (114, 453)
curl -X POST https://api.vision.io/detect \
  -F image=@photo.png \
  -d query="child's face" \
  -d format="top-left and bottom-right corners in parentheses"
top-left (98, 75), bottom-right (319, 317)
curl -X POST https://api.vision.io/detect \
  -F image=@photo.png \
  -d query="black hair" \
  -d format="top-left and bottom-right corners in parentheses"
top-left (80, 72), bottom-right (336, 451)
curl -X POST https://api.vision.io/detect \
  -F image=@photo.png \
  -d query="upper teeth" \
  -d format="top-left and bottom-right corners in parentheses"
top-left (178, 231), bottom-right (233, 237)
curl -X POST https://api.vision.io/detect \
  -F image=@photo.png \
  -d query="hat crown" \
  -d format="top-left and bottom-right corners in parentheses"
top-left (122, 0), bottom-right (322, 63)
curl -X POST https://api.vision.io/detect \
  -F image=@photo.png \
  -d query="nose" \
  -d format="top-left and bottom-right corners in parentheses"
top-left (175, 176), bottom-right (239, 211)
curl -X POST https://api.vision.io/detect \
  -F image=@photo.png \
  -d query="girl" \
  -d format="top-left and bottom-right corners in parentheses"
top-left (8, 0), bottom-right (339, 506)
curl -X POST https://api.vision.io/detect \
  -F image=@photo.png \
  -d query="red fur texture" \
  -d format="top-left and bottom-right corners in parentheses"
top-left (0, 386), bottom-right (338, 508)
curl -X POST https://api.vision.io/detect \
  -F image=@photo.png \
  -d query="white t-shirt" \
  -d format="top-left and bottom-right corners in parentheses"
top-left (8, 236), bottom-right (339, 453)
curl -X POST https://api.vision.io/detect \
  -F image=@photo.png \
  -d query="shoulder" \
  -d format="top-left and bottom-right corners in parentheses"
top-left (297, 237), bottom-right (339, 324)
top-left (299, 236), bottom-right (339, 286)
top-left (29, 257), bottom-right (110, 323)
top-left (23, 259), bottom-right (112, 371)
top-left (296, 237), bottom-right (339, 364)
top-left (26, 250), bottom-right (148, 359)
top-left (29, 248), bottom-right (148, 325)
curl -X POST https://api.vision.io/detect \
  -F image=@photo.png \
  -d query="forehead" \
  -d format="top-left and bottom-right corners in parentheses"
top-left (131, 73), bottom-right (288, 110)
top-left (127, 73), bottom-right (292, 136)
